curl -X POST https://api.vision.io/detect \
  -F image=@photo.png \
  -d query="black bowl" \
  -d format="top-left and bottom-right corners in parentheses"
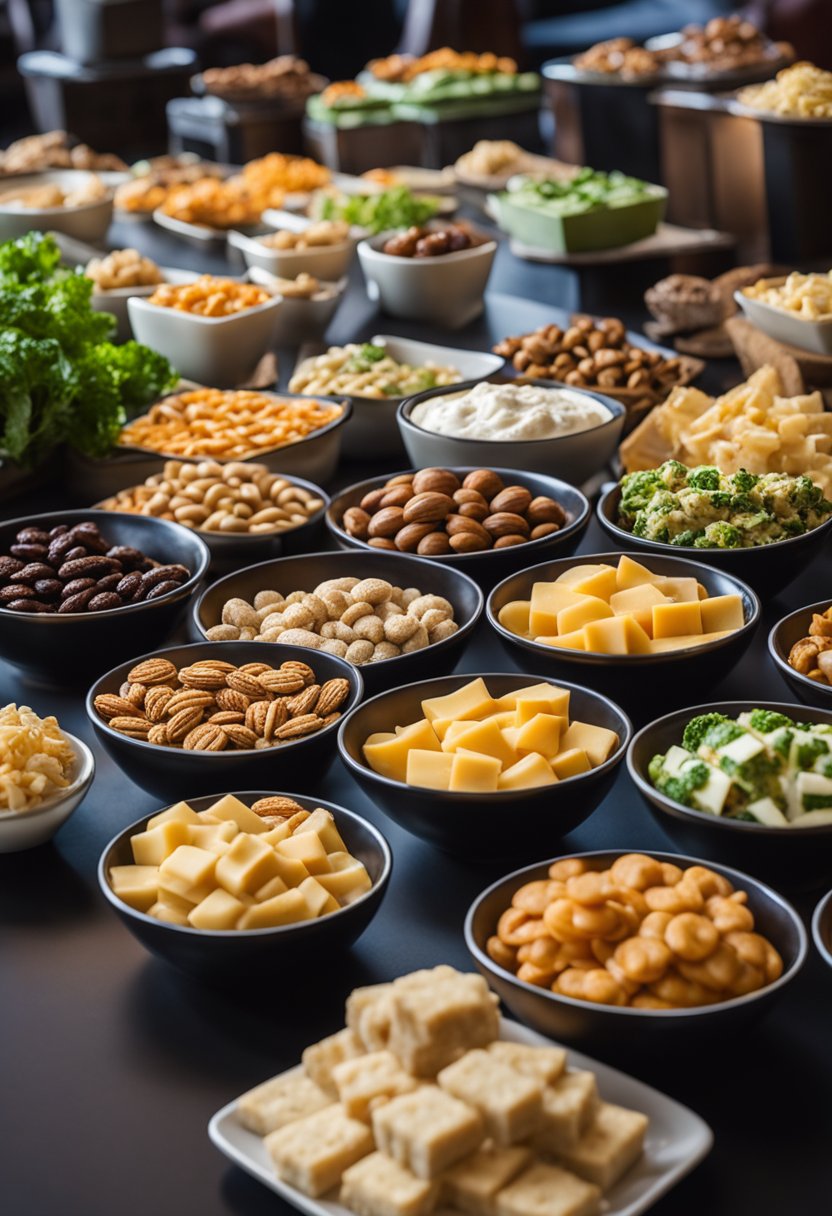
top-left (325, 467), bottom-right (590, 589)
top-left (98, 790), bottom-right (391, 979)
top-left (465, 849), bottom-right (807, 1054)
top-left (191, 550), bottom-right (484, 697)
top-left (596, 482), bottom-right (832, 596)
top-left (0, 509), bottom-right (210, 684)
top-left (487, 551), bottom-right (760, 721)
top-left (86, 641), bottom-right (363, 801)
top-left (811, 889), bottom-right (832, 971)
top-left (337, 673), bottom-right (631, 858)
top-left (627, 700), bottom-right (832, 888)
top-left (768, 600), bottom-right (832, 708)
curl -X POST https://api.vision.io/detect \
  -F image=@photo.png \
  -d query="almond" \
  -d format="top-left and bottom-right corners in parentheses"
top-left (144, 686), bottom-right (175, 722)
top-left (417, 531), bottom-right (452, 556)
top-left (183, 723), bottom-right (228, 751)
top-left (402, 491), bottom-right (454, 525)
top-left (411, 468), bottom-right (460, 496)
top-left (367, 506), bottom-right (405, 538)
top-left (359, 487), bottom-right (387, 512)
top-left (251, 795), bottom-right (307, 818)
top-left (380, 485), bottom-right (413, 509)
top-left (368, 537), bottom-right (398, 550)
top-left (493, 534), bottom-right (529, 548)
top-left (343, 507), bottom-right (371, 538)
top-left (279, 660), bottom-right (316, 686)
top-left (208, 710), bottom-right (246, 724)
top-left (531, 522), bottom-right (562, 540)
top-left (258, 668), bottom-right (305, 694)
top-left (165, 688), bottom-right (215, 715)
top-left (490, 486), bottom-right (532, 515)
top-left (178, 663), bottom-right (230, 690)
top-left (449, 531), bottom-right (491, 553)
top-left (393, 522), bottom-right (437, 552)
top-left (286, 684), bottom-right (321, 716)
top-left (456, 501), bottom-right (489, 522)
top-left (109, 715), bottom-right (152, 738)
top-left (463, 469), bottom-right (504, 499)
top-left (226, 670), bottom-right (270, 699)
top-left (214, 687), bottom-right (252, 713)
top-left (222, 724), bottom-right (259, 749)
top-left (446, 515), bottom-right (491, 545)
top-left (527, 496), bottom-right (567, 526)
top-left (167, 705), bottom-right (204, 742)
top-left (483, 512), bottom-right (530, 538)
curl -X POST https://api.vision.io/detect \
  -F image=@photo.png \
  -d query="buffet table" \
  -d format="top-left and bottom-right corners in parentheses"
top-left (1, 220), bottom-right (830, 1216)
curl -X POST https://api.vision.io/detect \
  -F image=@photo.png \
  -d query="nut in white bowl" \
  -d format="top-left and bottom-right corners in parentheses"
top-left (230, 214), bottom-right (358, 281)
top-left (0, 732), bottom-right (94, 853)
top-left (357, 233), bottom-right (497, 328)
top-left (0, 169), bottom-right (116, 242)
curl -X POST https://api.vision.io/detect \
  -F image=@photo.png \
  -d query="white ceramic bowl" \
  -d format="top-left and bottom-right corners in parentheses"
top-left (127, 291), bottom-right (283, 387)
top-left (734, 282), bottom-right (832, 356)
top-left (91, 267), bottom-right (200, 342)
top-left (230, 215), bottom-right (358, 281)
top-left (356, 233), bottom-right (498, 328)
top-left (0, 732), bottom-right (94, 853)
top-left (246, 265), bottom-right (347, 345)
top-left (397, 379), bottom-right (627, 483)
top-left (0, 169), bottom-right (115, 243)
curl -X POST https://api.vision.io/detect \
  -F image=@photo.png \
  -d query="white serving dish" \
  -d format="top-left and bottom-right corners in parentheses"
top-left (245, 209), bottom-right (361, 280)
top-left (734, 281), bottom-right (832, 356)
top-left (0, 169), bottom-right (116, 243)
top-left (0, 732), bottom-right (94, 853)
top-left (127, 290), bottom-right (283, 387)
top-left (357, 233), bottom-right (497, 328)
top-left (208, 1017), bottom-right (712, 1216)
top-left (247, 265), bottom-right (347, 345)
top-left (91, 267), bottom-right (200, 342)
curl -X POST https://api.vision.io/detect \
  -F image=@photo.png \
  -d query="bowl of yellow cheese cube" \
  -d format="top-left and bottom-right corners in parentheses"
top-left (487, 553), bottom-right (759, 718)
top-left (98, 791), bottom-right (391, 976)
top-left (337, 674), bottom-right (631, 857)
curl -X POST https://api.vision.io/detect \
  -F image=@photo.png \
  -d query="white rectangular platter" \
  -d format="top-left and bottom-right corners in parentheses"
top-left (209, 1017), bottom-right (712, 1216)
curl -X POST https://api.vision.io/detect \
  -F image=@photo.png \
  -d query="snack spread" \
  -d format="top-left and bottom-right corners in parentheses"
top-left (109, 794), bottom-right (371, 929)
top-left (118, 389), bottom-right (343, 459)
top-left (0, 704), bottom-right (75, 813)
top-left (236, 964), bottom-right (647, 1211)
top-left (97, 461), bottom-right (325, 536)
top-left (290, 343), bottom-right (461, 400)
top-left (381, 222), bottom-right (486, 258)
top-left (738, 61), bottom-right (832, 118)
top-left (86, 248), bottom-right (164, 291)
top-left (741, 271), bottom-right (832, 320)
top-left (409, 382), bottom-right (612, 442)
top-left (339, 467), bottom-right (568, 556)
top-left (489, 854), bottom-right (783, 1008)
top-left (257, 220), bottom-right (351, 250)
top-left (498, 556), bottom-right (745, 655)
top-left (362, 677), bottom-right (618, 792)
top-left (93, 656), bottom-right (351, 748)
top-left (649, 709), bottom-right (832, 828)
top-left (617, 461), bottom-right (832, 548)
top-left (0, 521), bottom-right (191, 614)
top-left (206, 577), bottom-right (459, 664)
top-left (788, 606), bottom-right (832, 685)
top-left (146, 276), bottom-right (270, 316)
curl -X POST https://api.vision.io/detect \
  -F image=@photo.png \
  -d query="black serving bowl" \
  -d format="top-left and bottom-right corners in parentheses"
top-left (465, 849), bottom-right (807, 1054)
top-left (811, 889), bottom-right (832, 972)
top-left (0, 509), bottom-right (210, 684)
top-left (86, 641), bottom-right (363, 800)
top-left (768, 600), bottom-right (832, 708)
top-left (191, 550), bottom-right (484, 697)
top-left (325, 467), bottom-right (590, 589)
top-left (596, 482), bottom-right (832, 597)
top-left (487, 551), bottom-right (759, 721)
top-left (337, 673), bottom-right (631, 859)
top-left (98, 791), bottom-right (391, 979)
top-left (627, 701), bottom-right (832, 888)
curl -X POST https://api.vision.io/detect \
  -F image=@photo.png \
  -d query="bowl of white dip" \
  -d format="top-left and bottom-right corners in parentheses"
top-left (397, 379), bottom-right (626, 483)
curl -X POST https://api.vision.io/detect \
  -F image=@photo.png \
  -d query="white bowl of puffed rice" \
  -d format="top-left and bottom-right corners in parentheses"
top-left (0, 709), bottom-right (95, 852)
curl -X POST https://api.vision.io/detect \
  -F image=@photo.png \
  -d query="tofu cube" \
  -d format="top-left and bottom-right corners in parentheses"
top-left (237, 1070), bottom-right (332, 1135)
top-left (333, 1050), bottom-right (418, 1121)
top-left (303, 1028), bottom-right (365, 1097)
top-left (346, 983), bottom-right (397, 1051)
top-left (316, 853), bottom-right (372, 902)
top-left (438, 1049), bottom-right (543, 1145)
top-left (158, 845), bottom-right (217, 889)
top-left (555, 1102), bottom-right (648, 1192)
top-left (146, 800), bottom-right (201, 830)
top-left (301, 808), bottom-right (347, 853)
top-left (422, 679), bottom-right (498, 724)
top-left (387, 968), bottom-right (500, 1077)
top-left (494, 1162), bottom-right (601, 1216)
top-left (371, 1086), bottom-right (485, 1179)
top-left (486, 1042), bottom-right (567, 1086)
top-left (299, 875), bottom-right (341, 917)
top-left (443, 1143), bottom-right (532, 1216)
top-left (531, 1073), bottom-right (599, 1155)
top-left (277, 831), bottom-right (331, 875)
top-left (266, 1103), bottom-right (374, 1197)
top-left (340, 1151), bottom-right (439, 1216)
top-left (237, 888), bottom-right (311, 929)
top-left (147, 899), bottom-right (189, 925)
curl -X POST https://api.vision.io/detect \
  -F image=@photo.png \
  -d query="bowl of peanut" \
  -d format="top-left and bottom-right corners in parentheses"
top-left (768, 600), bottom-right (832, 709)
top-left (86, 642), bottom-right (363, 800)
top-left (191, 550), bottom-right (484, 696)
top-left (465, 850), bottom-right (807, 1050)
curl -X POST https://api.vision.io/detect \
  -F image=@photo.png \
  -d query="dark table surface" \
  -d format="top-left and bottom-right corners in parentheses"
top-left (1, 216), bottom-right (830, 1216)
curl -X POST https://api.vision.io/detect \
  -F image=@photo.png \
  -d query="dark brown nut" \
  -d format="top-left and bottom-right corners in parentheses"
top-left (88, 592), bottom-right (122, 611)
top-left (393, 522), bottom-right (437, 552)
top-left (58, 555), bottom-right (118, 580)
top-left (463, 469), bottom-right (504, 499)
top-left (68, 523), bottom-right (107, 550)
top-left (49, 525), bottom-right (69, 538)
top-left (141, 564), bottom-right (189, 588)
top-left (34, 579), bottom-right (63, 599)
top-left (15, 528), bottom-right (50, 545)
top-left (10, 543), bottom-right (48, 562)
top-left (493, 534), bottom-right (528, 549)
top-left (47, 535), bottom-right (76, 565)
top-left (16, 562), bottom-right (55, 583)
top-left (359, 487), bottom-right (388, 513)
top-left (490, 486), bottom-right (533, 516)
top-left (342, 507), bottom-right (371, 539)
top-left (145, 580), bottom-right (181, 600)
top-left (483, 512), bottom-right (530, 538)
top-left (367, 506), bottom-right (405, 538)
top-left (63, 547), bottom-right (89, 564)
top-left (457, 501), bottom-right (489, 522)
top-left (411, 468), bottom-right (460, 497)
top-left (417, 531), bottom-right (452, 556)
top-left (449, 531), bottom-right (491, 553)
top-left (106, 545), bottom-right (145, 567)
top-left (368, 537), bottom-right (398, 550)
top-left (0, 556), bottom-right (24, 581)
top-left (446, 515), bottom-right (491, 545)
top-left (116, 572), bottom-right (143, 599)
top-left (402, 492), bottom-right (454, 525)
top-left (58, 589), bottom-right (96, 613)
top-left (530, 522), bottom-right (562, 540)
top-left (379, 485), bottom-right (413, 509)
top-left (526, 496), bottom-right (567, 526)
top-left (8, 598), bottom-right (52, 612)
top-left (96, 573), bottom-right (122, 592)
top-left (61, 578), bottom-right (97, 598)
top-left (0, 583), bottom-right (35, 602)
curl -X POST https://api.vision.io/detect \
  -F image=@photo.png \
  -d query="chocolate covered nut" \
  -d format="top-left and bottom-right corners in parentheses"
top-left (0, 556), bottom-right (24, 581)
top-left (145, 580), bottom-right (181, 600)
top-left (107, 545), bottom-right (146, 567)
top-left (61, 578), bottom-right (97, 598)
top-left (8, 598), bottom-right (52, 612)
top-left (34, 579), bottom-right (62, 599)
top-left (116, 572), bottom-right (143, 599)
top-left (49, 525), bottom-right (69, 538)
top-left (63, 547), bottom-right (88, 563)
top-left (88, 592), bottom-right (122, 611)
top-left (47, 535), bottom-right (76, 565)
top-left (10, 543), bottom-right (48, 562)
top-left (0, 583), bottom-right (35, 602)
top-left (58, 555), bottom-right (118, 580)
top-left (95, 573), bottom-right (122, 592)
top-left (141, 564), bottom-right (189, 588)
top-left (58, 589), bottom-right (96, 612)
top-left (16, 528), bottom-right (50, 545)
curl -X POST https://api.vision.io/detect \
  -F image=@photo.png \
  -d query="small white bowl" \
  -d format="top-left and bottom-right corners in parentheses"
top-left (127, 290), bottom-right (283, 387)
top-left (91, 267), bottom-right (200, 342)
top-left (0, 169), bottom-right (114, 243)
top-left (247, 265), bottom-right (347, 345)
top-left (235, 211), bottom-right (359, 280)
top-left (734, 282), bottom-right (832, 356)
top-left (0, 733), bottom-right (94, 853)
top-left (357, 232), bottom-right (497, 328)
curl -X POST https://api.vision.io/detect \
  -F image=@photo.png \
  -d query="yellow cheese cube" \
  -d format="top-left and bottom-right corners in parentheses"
top-left (583, 615), bottom-right (651, 655)
top-left (215, 834), bottom-right (284, 896)
top-left (148, 900), bottom-right (190, 926)
top-left (489, 710), bottom-right (519, 729)
top-left (697, 582), bottom-right (708, 600)
top-left (495, 683), bottom-right (566, 711)
top-left (316, 853), bottom-right (372, 902)
top-left (158, 875), bottom-right (215, 908)
top-left (556, 595), bottom-right (613, 636)
top-left (501, 726), bottom-right (522, 752)
top-left (109, 864), bottom-right (159, 911)
top-left (449, 749), bottom-right (501, 792)
top-left (365, 731), bottom-right (396, 747)
top-left (299, 875), bottom-right (341, 918)
top-left (158, 845), bottom-right (217, 889)
top-left (609, 584), bottom-right (669, 638)
top-left (406, 749), bottom-right (454, 790)
top-left (363, 718), bottom-right (440, 782)
top-left (652, 600), bottom-right (703, 639)
top-left (700, 593), bottom-right (744, 633)
top-left (186, 822), bottom-right (238, 855)
top-left (653, 576), bottom-right (700, 603)
top-left (188, 888), bottom-right (247, 930)
top-left (146, 800), bottom-right (201, 830)
top-left (550, 748), bottom-right (592, 779)
top-left (515, 713), bottom-right (563, 759)
top-left (260, 822), bottom-right (293, 847)
top-left (204, 794), bottom-right (269, 834)
top-left (441, 720), bottom-right (474, 751)
top-left (444, 718), bottom-right (517, 770)
top-left (130, 820), bottom-right (191, 865)
top-left (498, 754), bottom-right (558, 790)
top-left (556, 564), bottom-right (611, 587)
top-left (270, 852), bottom-right (310, 887)
top-left (529, 583), bottom-right (583, 636)
top-left (422, 678), bottom-right (497, 724)
top-left (537, 630), bottom-right (587, 651)
top-left (302, 810), bottom-right (347, 854)
top-left (497, 600), bottom-right (532, 637)
top-left (560, 721), bottom-right (619, 767)
top-left (277, 832), bottom-right (331, 875)
top-left (256, 875), bottom-right (290, 901)
top-left (648, 630), bottom-right (732, 653)
top-left (565, 565), bottom-right (617, 601)
top-left (238, 888), bottom-right (312, 930)
top-left (615, 555), bottom-right (657, 589)
top-left (196, 810), bottom-right (221, 824)
top-left (511, 684), bottom-right (571, 718)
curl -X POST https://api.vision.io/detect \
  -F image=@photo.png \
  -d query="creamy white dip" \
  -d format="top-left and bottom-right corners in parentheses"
top-left (409, 381), bottom-right (612, 441)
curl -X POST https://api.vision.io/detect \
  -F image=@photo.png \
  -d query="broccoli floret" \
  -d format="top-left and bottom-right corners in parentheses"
top-left (771, 729), bottom-right (794, 759)
top-left (687, 466), bottom-right (721, 491)
top-left (803, 793), bottom-right (832, 812)
top-left (718, 751), bottom-right (782, 802)
top-left (649, 756), bottom-right (710, 807)
top-left (700, 521), bottom-right (742, 549)
top-left (796, 737), bottom-right (830, 768)
top-left (659, 460), bottom-right (690, 491)
top-left (748, 709), bottom-right (795, 734)
top-left (729, 469), bottom-right (759, 495)
top-left (682, 713), bottom-right (734, 753)
top-left (788, 474), bottom-right (823, 509)
top-left (670, 529), bottom-right (698, 547)
top-left (619, 468), bottom-right (665, 516)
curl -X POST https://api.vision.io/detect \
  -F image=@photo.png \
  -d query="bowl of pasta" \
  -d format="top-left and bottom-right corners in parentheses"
top-left (735, 272), bottom-right (832, 355)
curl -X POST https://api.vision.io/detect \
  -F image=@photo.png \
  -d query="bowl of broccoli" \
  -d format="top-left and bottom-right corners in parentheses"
top-left (628, 701), bottom-right (832, 886)
top-left (598, 461), bottom-right (832, 595)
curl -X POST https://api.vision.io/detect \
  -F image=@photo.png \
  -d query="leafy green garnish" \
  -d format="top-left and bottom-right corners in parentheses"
top-left (748, 709), bottom-right (795, 735)
top-left (316, 186), bottom-right (439, 234)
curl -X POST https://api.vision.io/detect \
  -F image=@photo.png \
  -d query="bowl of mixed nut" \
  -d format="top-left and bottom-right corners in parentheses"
top-left (0, 510), bottom-right (210, 683)
top-left (86, 642), bottom-right (363, 800)
top-left (769, 600), bottom-right (832, 708)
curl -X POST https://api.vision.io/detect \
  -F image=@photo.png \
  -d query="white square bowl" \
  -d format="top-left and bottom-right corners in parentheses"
top-left (357, 233), bottom-right (498, 328)
top-left (231, 213), bottom-right (359, 281)
top-left (734, 281), bottom-right (832, 355)
top-left (91, 267), bottom-right (200, 342)
top-left (0, 169), bottom-right (115, 243)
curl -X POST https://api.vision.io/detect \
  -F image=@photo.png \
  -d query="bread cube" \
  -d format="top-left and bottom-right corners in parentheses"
top-left (443, 1142), bottom-right (532, 1216)
top-left (346, 982), bottom-right (396, 1051)
top-left (371, 1086), bottom-right (484, 1179)
top-left (266, 1103), bottom-right (374, 1197)
top-left (531, 1072), bottom-right (599, 1155)
top-left (438, 1049), bottom-right (543, 1145)
top-left (486, 1043), bottom-right (567, 1087)
top-left (555, 1102), bottom-right (648, 1192)
top-left (303, 1028), bottom-right (365, 1097)
top-left (494, 1162), bottom-right (601, 1216)
top-left (237, 1070), bottom-right (332, 1135)
top-left (340, 1151), bottom-right (439, 1216)
top-left (386, 968), bottom-right (500, 1077)
top-left (333, 1050), bottom-right (418, 1121)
